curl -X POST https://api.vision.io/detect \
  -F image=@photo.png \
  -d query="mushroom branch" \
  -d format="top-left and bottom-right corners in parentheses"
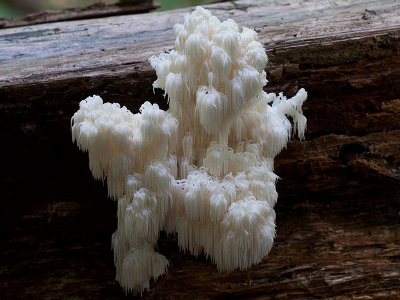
top-left (71, 7), bottom-right (307, 295)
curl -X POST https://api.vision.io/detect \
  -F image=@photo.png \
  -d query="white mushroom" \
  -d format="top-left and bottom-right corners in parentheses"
top-left (71, 6), bottom-right (307, 295)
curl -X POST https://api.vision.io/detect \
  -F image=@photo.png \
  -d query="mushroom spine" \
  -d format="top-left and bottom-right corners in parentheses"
top-left (71, 6), bottom-right (307, 295)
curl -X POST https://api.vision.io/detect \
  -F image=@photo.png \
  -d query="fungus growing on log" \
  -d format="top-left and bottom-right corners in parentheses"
top-left (71, 7), bottom-right (307, 295)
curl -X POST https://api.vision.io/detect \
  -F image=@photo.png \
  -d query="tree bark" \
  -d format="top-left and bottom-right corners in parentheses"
top-left (0, 0), bottom-right (399, 298)
top-left (0, 1), bottom-right (160, 29)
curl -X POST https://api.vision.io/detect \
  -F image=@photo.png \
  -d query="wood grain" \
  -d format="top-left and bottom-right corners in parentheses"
top-left (1, 0), bottom-right (399, 298)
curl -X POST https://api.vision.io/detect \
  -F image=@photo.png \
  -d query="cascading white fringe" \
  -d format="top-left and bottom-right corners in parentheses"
top-left (71, 6), bottom-right (307, 295)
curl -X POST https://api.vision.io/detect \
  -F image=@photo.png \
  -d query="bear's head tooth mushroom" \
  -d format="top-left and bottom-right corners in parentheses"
top-left (71, 6), bottom-right (307, 295)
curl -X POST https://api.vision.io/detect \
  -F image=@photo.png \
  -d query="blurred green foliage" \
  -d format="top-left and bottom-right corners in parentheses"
top-left (0, 2), bottom-right (25, 18)
top-left (0, 0), bottom-right (212, 18)
top-left (156, 0), bottom-right (213, 11)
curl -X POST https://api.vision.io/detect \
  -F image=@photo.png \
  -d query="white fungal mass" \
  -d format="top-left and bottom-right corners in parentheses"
top-left (71, 7), bottom-right (307, 295)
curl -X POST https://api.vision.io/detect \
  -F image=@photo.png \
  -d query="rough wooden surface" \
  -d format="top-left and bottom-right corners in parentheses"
top-left (0, 0), bottom-right (160, 29)
top-left (1, 0), bottom-right (399, 298)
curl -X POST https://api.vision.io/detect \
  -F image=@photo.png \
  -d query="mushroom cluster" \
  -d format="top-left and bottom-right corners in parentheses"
top-left (72, 7), bottom-right (307, 294)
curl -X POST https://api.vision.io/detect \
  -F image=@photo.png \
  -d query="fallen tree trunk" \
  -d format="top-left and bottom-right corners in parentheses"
top-left (0, 0), bottom-right (160, 29)
top-left (0, 0), bottom-right (399, 298)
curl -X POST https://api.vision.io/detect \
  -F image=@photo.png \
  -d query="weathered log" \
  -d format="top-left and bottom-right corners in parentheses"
top-left (0, 0), bottom-right (399, 298)
top-left (0, 0), bottom-right (160, 29)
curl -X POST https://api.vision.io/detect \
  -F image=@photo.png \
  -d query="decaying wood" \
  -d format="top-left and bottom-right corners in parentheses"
top-left (0, 0), bottom-right (160, 29)
top-left (0, 0), bottom-right (399, 298)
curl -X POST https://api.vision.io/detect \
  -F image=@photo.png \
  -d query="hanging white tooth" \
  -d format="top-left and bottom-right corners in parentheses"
top-left (72, 6), bottom-right (307, 295)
